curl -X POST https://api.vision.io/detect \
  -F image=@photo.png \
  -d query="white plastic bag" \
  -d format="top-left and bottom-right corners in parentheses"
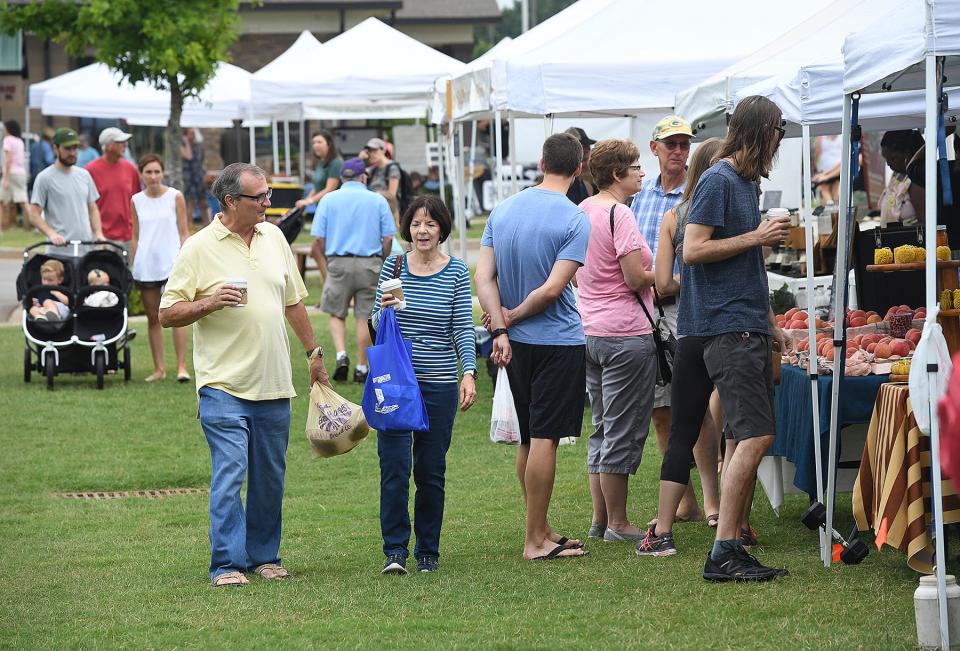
top-left (305, 382), bottom-right (369, 458)
top-left (909, 321), bottom-right (953, 435)
top-left (490, 367), bottom-right (521, 444)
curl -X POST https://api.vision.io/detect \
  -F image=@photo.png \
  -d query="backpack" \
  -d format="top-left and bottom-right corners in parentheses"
top-left (374, 161), bottom-right (414, 216)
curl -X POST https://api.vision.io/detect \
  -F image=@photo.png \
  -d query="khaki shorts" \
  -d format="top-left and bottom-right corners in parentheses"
top-left (0, 173), bottom-right (27, 203)
top-left (653, 301), bottom-right (678, 409)
top-left (320, 255), bottom-right (383, 320)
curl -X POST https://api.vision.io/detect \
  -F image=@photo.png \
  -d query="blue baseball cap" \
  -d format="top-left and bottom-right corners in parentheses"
top-left (341, 157), bottom-right (367, 179)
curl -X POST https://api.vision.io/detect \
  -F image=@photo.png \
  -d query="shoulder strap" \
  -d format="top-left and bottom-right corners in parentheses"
top-left (392, 253), bottom-right (403, 279)
top-left (610, 203), bottom-right (660, 328)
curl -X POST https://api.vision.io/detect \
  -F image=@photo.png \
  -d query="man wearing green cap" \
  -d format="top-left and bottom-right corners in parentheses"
top-left (29, 127), bottom-right (103, 246)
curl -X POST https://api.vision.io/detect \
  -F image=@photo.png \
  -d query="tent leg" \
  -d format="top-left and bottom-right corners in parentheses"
top-left (468, 119), bottom-right (478, 216)
top-left (298, 111), bottom-right (305, 185)
top-left (494, 110), bottom-right (504, 204)
top-left (248, 111), bottom-right (256, 165)
top-left (271, 120), bottom-right (279, 176)
top-left (284, 120), bottom-right (291, 177)
top-left (456, 121), bottom-right (467, 262)
top-left (802, 123), bottom-right (828, 564)
top-left (826, 94), bottom-right (854, 569)
top-left (509, 113), bottom-right (518, 196)
top-left (437, 127), bottom-right (447, 213)
top-left (24, 96), bottom-right (30, 177)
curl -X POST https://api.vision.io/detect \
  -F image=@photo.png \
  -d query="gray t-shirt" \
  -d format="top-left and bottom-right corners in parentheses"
top-left (677, 160), bottom-right (769, 337)
top-left (31, 164), bottom-right (99, 241)
top-left (367, 161), bottom-right (401, 193)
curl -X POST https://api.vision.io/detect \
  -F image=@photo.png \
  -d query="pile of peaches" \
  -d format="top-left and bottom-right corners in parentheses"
top-left (776, 305), bottom-right (923, 362)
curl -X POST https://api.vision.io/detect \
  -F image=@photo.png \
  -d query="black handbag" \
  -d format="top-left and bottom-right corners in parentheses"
top-left (609, 206), bottom-right (677, 386)
top-left (366, 254), bottom-right (403, 342)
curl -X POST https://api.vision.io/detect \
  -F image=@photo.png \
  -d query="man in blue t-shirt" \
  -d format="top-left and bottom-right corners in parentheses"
top-left (311, 157), bottom-right (396, 383)
top-left (476, 132), bottom-right (591, 562)
top-left (637, 96), bottom-right (791, 582)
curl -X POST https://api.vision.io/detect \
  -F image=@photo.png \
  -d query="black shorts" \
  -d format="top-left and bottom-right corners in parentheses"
top-left (703, 331), bottom-right (775, 441)
top-left (136, 279), bottom-right (167, 290)
top-left (506, 341), bottom-right (586, 444)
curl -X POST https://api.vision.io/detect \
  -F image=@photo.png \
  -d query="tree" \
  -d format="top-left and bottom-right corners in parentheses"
top-left (0, 0), bottom-right (243, 190)
top-left (474, 0), bottom-right (578, 57)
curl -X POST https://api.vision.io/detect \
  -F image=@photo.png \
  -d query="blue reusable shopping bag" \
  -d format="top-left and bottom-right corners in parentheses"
top-left (361, 307), bottom-right (430, 432)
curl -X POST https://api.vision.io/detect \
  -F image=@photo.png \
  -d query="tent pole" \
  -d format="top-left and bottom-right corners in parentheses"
top-left (509, 113), bottom-right (518, 196)
top-left (298, 106), bottom-right (306, 185)
top-left (826, 94), bottom-right (853, 569)
top-left (284, 120), bottom-right (291, 176)
top-left (248, 109), bottom-right (256, 165)
top-left (24, 94), bottom-right (30, 176)
top-left (802, 123), bottom-right (828, 564)
top-left (494, 110), bottom-right (504, 203)
top-left (468, 119), bottom-right (478, 216)
top-left (437, 126), bottom-right (447, 214)
top-left (457, 120), bottom-right (467, 262)
top-left (925, 52), bottom-right (950, 651)
top-left (272, 119), bottom-right (280, 176)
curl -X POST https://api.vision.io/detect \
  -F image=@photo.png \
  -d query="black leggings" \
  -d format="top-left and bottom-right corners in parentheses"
top-left (660, 336), bottom-right (714, 485)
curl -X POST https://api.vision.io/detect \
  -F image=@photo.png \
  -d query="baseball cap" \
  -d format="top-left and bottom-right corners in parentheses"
top-left (652, 116), bottom-right (693, 141)
top-left (365, 137), bottom-right (386, 150)
top-left (341, 157), bottom-right (367, 179)
top-left (99, 127), bottom-right (133, 147)
top-left (564, 127), bottom-right (596, 146)
top-left (53, 128), bottom-right (80, 147)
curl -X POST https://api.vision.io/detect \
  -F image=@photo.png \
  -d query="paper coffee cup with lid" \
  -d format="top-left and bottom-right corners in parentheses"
top-left (226, 277), bottom-right (248, 307)
top-left (380, 278), bottom-right (406, 310)
top-left (766, 207), bottom-right (790, 222)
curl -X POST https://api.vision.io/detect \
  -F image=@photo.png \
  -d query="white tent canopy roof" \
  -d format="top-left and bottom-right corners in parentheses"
top-left (251, 17), bottom-right (464, 114)
top-left (496, 0), bottom-right (833, 117)
top-left (843, 0), bottom-right (960, 94)
top-left (32, 62), bottom-right (257, 127)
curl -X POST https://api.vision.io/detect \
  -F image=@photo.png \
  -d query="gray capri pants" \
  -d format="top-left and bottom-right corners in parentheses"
top-left (585, 334), bottom-right (658, 474)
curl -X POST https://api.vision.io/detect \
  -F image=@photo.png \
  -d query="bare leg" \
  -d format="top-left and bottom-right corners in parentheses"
top-left (1, 202), bottom-right (13, 230)
top-left (652, 405), bottom-right (700, 521)
top-left (600, 473), bottom-right (640, 534)
top-left (692, 415), bottom-right (721, 519)
top-left (329, 316), bottom-right (347, 355)
top-left (588, 473), bottom-right (606, 527)
top-left (355, 317), bottom-right (371, 366)
top-left (18, 202), bottom-right (29, 230)
top-left (140, 287), bottom-right (165, 378)
top-left (715, 435), bottom-right (773, 542)
top-left (173, 326), bottom-right (189, 377)
top-left (654, 480), bottom-right (688, 535)
top-left (522, 438), bottom-right (583, 559)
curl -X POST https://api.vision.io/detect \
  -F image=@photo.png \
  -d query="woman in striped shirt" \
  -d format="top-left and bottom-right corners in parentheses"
top-left (370, 195), bottom-right (477, 575)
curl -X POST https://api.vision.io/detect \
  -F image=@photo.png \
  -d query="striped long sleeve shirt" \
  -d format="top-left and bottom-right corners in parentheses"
top-left (370, 254), bottom-right (477, 384)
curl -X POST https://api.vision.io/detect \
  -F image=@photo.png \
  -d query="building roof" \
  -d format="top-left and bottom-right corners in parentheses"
top-left (394, 0), bottom-right (500, 23)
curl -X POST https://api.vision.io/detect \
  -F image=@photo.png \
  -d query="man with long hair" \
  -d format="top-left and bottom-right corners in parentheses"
top-left (639, 96), bottom-right (791, 581)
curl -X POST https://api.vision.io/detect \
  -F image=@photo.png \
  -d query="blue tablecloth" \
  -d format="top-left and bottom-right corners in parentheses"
top-left (770, 363), bottom-right (889, 497)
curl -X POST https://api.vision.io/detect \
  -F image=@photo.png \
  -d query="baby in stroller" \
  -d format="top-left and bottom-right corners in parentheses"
top-left (29, 260), bottom-right (70, 321)
top-left (83, 268), bottom-right (119, 308)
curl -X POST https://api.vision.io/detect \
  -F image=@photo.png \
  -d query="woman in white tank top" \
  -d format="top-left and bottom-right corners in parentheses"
top-left (131, 154), bottom-right (191, 383)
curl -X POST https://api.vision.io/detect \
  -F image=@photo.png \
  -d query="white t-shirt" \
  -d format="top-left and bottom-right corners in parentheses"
top-left (132, 187), bottom-right (182, 282)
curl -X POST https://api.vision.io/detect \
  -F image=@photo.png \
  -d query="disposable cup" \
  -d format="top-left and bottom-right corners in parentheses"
top-left (226, 277), bottom-right (247, 307)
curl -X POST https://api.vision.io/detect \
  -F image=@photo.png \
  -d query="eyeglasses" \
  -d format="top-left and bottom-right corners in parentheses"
top-left (628, 165), bottom-right (643, 172)
top-left (773, 120), bottom-right (787, 140)
top-left (659, 140), bottom-right (691, 151)
top-left (235, 189), bottom-right (273, 204)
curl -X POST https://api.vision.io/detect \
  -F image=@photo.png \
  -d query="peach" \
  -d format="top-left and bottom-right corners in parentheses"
top-left (891, 340), bottom-right (911, 357)
top-left (796, 311), bottom-right (809, 321)
top-left (825, 347), bottom-right (835, 361)
top-left (866, 342), bottom-right (878, 354)
top-left (866, 311), bottom-right (879, 318)
top-left (897, 306), bottom-right (913, 314)
top-left (784, 308), bottom-right (799, 320)
top-left (866, 315), bottom-right (882, 324)
top-left (906, 329), bottom-right (922, 344)
top-left (849, 316), bottom-right (867, 327)
top-left (850, 309), bottom-right (866, 320)
top-left (875, 343), bottom-right (893, 359)
top-left (852, 335), bottom-right (864, 347)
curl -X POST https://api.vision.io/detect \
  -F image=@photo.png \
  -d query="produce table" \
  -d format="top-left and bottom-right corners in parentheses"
top-left (770, 363), bottom-right (888, 497)
top-left (852, 383), bottom-right (960, 573)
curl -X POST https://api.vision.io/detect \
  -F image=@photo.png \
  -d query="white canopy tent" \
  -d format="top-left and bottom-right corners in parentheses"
top-left (840, 1), bottom-right (960, 647)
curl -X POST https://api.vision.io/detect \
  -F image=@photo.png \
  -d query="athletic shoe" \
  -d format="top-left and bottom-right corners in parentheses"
top-left (604, 527), bottom-right (643, 542)
top-left (739, 546), bottom-right (790, 577)
top-left (703, 547), bottom-right (778, 582)
top-left (587, 523), bottom-right (607, 539)
top-left (333, 355), bottom-right (350, 382)
top-left (416, 556), bottom-right (439, 573)
top-left (381, 554), bottom-right (407, 575)
top-left (635, 528), bottom-right (677, 557)
top-left (354, 368), bottom-right (368, 384)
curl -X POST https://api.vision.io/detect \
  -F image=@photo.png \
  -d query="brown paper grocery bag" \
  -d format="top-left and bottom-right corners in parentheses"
top-left (305, 382), bottom-right (369, 458)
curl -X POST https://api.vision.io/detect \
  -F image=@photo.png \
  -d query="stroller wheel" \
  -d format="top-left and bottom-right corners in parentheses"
top-left (45, 354), bottom-right (55, 391)
top-left (95, 351), bottom-right (106, 390)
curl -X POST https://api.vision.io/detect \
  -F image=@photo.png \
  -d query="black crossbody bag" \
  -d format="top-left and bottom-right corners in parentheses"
top-left (609, 206), bottom-right (677, 386)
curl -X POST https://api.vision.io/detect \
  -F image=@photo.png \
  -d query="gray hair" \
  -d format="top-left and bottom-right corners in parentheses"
top-left (212, 163), bottom-right (266, 206)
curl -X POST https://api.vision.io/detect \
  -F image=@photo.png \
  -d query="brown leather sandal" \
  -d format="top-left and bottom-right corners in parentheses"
top-left (253, 563), bottom-right (290, 580)
top-left (211, 571), bottom-right (248, 587)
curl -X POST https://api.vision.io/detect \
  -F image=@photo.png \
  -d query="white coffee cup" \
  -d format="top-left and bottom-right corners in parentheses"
top-left (380, 278), bottom-right (405, 310)
top-left (766, 208), bottom-right (790, 223)
top-left (226, 277), bottom-right (247, 307)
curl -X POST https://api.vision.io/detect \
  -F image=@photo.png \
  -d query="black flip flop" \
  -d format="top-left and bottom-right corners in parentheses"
top-left (555, 536), bottom-right (584, 549)
top-left (532, 545), bottom-right (590, 561)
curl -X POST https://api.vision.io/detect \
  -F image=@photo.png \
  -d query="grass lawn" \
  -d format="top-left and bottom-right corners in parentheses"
top-left (0, 302), bottom-right (925, 649)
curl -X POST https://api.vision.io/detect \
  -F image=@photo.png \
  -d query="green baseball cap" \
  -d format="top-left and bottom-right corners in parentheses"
top-left (53, 127), bottom-right (79, 147)
top-left (652, 116), bottom-right (693, 141)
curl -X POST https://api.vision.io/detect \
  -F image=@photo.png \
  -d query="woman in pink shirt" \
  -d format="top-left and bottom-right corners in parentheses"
top-left (576, 139), bottom-right (657, 542)
top-left (1, 120), bottom-right (28, 231)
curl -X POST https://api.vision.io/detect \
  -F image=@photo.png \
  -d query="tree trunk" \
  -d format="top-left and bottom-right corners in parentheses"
top-left (165, 75), bottom-right (184, 192)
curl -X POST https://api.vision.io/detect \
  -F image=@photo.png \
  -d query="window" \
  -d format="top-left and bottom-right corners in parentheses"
top-left (0, 31), bottom-right (23, 72)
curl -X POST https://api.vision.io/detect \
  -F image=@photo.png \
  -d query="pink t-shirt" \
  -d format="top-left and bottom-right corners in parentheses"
top-left (3, 135), bottom-right (25, 175)
top-left (576, 200), bottom-right (655, 337)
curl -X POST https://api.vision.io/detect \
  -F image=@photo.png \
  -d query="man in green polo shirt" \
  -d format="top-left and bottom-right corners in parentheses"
top-left (160, 162), bottom-right (330, 587)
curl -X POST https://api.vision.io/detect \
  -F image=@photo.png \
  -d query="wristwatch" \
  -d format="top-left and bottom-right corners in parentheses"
top-left (305, 345), bottom-right (324, 360)
top-left (491, 328), bottom-right (508, 339)
top-left (463, 369), bottom-right (477, 377)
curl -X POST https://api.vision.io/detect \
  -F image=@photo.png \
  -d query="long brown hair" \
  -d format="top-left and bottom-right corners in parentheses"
top-left (717, 95), bottom-right (783, 182)
top-left (312, 129), bottom-right (339, 165)
top-left (674, 137), bottom-right (725, 216)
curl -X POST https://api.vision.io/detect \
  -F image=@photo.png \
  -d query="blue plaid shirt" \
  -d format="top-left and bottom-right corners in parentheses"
top-left (630, 174), bottom-right (685, 276)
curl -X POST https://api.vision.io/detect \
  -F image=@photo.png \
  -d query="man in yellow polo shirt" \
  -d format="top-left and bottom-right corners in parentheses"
top-left (160, 163), bottom-right (330, 587)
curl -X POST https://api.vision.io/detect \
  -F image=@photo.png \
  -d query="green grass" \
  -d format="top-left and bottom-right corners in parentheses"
top-left (0, 307), bottom-right (924, 649)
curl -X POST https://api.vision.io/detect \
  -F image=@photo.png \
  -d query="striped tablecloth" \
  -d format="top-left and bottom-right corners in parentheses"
top-left (853, 383), bottom-right (960, 573)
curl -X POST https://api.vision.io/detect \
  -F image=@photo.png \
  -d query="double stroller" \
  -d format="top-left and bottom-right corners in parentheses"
top-left (17, 241), bottom-right (134, 390)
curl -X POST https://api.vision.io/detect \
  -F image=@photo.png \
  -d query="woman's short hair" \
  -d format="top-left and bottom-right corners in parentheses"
top-left (589, 139), bottom-right (640, 190)
top-left (542, 133), bottom-right (583, 177)
top-left (137, 153), bottom-right (164, 172)
top-left (3, 120), bottom-right (21, 138)
top-left (718, 95), bottom-right (783, 182)
top-left (399, 195), bottom-right (452, 243)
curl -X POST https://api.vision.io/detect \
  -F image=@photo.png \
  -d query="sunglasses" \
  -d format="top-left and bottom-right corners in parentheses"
top-left (773, 120), bottom-right (787, 140)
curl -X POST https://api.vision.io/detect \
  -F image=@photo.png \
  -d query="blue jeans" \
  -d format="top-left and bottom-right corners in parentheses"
top-left (378, 381), bottom-right (458, 560)
top-left (198, 386), bottom-right (291, 580)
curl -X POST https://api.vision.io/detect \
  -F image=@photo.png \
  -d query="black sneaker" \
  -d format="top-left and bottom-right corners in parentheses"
top-left (381, 554), bottom-right (407, 575)
top-left (416, 555), bottom-right (439, 573)
top-left (738, 546), bottom-right (790, 577)
top-left (333, 355), bottom-right (350, 382)
top-left (354, 368), bottom-right (368, 384)
top-left (703, 547), bottom-right (778, 582)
